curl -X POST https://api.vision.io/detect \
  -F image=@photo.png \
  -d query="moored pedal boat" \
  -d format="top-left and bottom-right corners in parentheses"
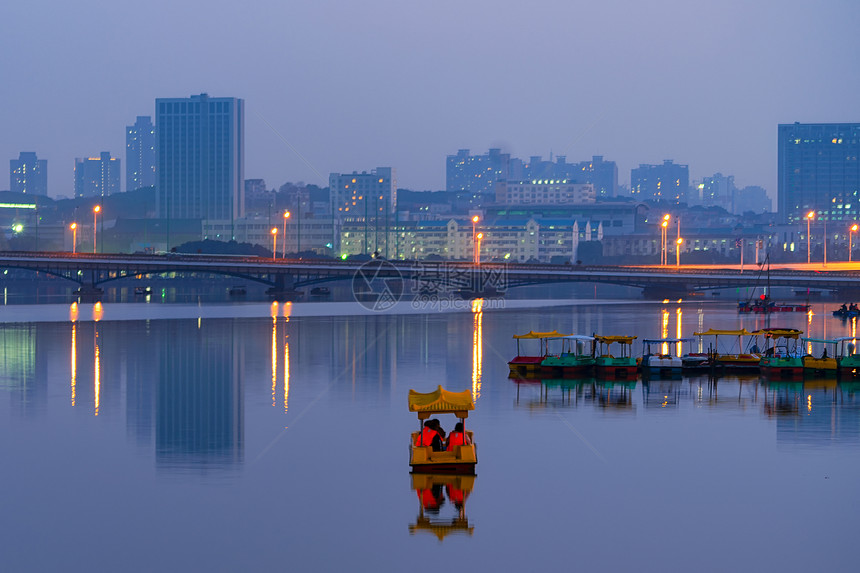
top-left (540, 335), bottom-right (596, 377)
top-left (593, 335), bottom-right (638, 378)
top-left (508, 330), bottom-right (568, 376)
top-left (755, 328), bottom-right (804, 379)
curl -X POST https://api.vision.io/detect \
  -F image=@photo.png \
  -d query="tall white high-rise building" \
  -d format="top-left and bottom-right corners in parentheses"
top-left (126, 116), bottom-right (156, 192)
top-left (155, 93), bottom-right (244, 223)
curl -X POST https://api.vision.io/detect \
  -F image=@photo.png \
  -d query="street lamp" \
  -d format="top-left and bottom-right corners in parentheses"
top-left (661, 214), bottom-right (670, 266)
top-left (806, 210), bottom-right (815, 265)
top-left (70, 223), bottom-right (78, 254)
top-left (475, 232), bottom-right (483, 265)
top-left (282, 211), bottom-right (291, 258)
top-left (850, 224), bottom-right (858, 263)
top-left (472, 215), bottom-right (480, 264)
top-left (676, 237), bottom-right (683, 268)
top-left (271, 227), bottom-right (278, 261)
top-left (93, 205), bottom-right (101, 254)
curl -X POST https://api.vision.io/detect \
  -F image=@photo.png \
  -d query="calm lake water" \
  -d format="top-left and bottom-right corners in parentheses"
top-left (1, 298), bottom-right (859, 572)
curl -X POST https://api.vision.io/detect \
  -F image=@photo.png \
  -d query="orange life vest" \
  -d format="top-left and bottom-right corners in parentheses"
top-left (414, 427), bottom-right (438, 447)
top-left (446, 431), bottom-right (469, 450)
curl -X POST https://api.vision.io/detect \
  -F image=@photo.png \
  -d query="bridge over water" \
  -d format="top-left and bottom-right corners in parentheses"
top-left (0, 251), bottom-right (858, 300)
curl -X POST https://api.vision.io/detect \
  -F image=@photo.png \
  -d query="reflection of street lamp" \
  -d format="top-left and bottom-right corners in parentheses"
top-left (271, 227), bottom-right (278, 260)
top-left (475, 232), bottom-right (483, 265)
top-left (70, 223), bottom-right (78, 254)
top-left (282, 211), bottom-right (291, 258)
top-left (676, 237), bottom-right (683, 267)
top-left (806, 210), bottom-right (815, 264)
top-left (471, 215), bottom-right (480, 264)
top-left (93, 205), bottom-right (101, 253)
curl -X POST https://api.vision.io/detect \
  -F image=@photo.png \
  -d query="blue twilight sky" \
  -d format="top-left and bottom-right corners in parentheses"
top-left (1, 0), bottom-right (857, 198)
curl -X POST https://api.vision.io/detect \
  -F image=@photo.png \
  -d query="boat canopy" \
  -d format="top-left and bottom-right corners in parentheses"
top-left (693, 328), bottom-right (752, 336)
top-left (545, 335), bottom-right (595, 341)
top-left (752, 328), bottom-right (803, 339)
top-left (801, 337), bottom-right (837, 344)
top-left (408, 386), bottom-right (474, 419)
top-left (513, 330), bottom-right (570, 339)
top-left (594, 335), bottom-right (637, 344)
top-left (834, 336), bottom-right (860, 342)
top-left (642, 338), bottom-right (694, 344)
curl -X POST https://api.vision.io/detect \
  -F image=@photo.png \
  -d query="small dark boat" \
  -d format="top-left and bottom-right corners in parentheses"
top-left (310, 287), bottom-right (331, 296)
top-left (134, 286), bottom-right (152, 295)
top-left (228, 285), bottom-right (247, 296)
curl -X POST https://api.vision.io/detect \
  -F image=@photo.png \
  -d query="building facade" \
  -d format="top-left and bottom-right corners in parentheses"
top-left (74, 152), bottom-right (120, 198)
top-left (330, 167), bottom-right (395, 255)
top-left (495, 180), bottom-right (595, 205)
top-left (156, 94), bottom-right (245, 224)
top-left (631, 160), bottom-right (689, 204)
top-left (126, 116), bottom-right (156, 192)
top-left (446, 149), bottom-right (511, 198)
top-left (10, 152), bottom-right (47, 196)
top-left (778, 122), bottom-right (860, 224)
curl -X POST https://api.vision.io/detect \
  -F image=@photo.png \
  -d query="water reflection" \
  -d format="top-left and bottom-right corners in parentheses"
top-left (155, 320), bottom-right (244, 472)
top-left (409, 474), bottom-right (474, 541)
top-left (471, 299), bottom-right (483, 402)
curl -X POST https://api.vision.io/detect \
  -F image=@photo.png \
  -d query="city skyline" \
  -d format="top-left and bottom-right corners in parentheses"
top-left (1, 1), bottom-right (858, 199)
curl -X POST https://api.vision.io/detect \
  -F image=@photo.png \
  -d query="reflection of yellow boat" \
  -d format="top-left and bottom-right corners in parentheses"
top-left (409, 473), bottom-right (474, 541)
top-left (409, 386), bottom-right (477, 474)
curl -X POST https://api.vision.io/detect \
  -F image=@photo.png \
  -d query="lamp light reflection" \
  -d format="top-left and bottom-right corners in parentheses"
top-left (272, 313), bottom-right (277, 407)
top-left (676, 307), bottom-right (683, 357)
top-left (661, 309), bottom-right (669, 355)
top-left (71, 323), bottom-right (77, 406)
top-left (94, 329), bottom-right (100, 416)
top-left (93, 302), bottom-right (103, 322)
top-left (471, 299), bottom-right (483, 401)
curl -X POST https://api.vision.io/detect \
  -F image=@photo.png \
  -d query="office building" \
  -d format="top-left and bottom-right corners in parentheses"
top-left (495, 180), bottom-right (595, 205)
top-left (156, 93), bottom-right (244, 222)
top-left (10, 152), bottom-right (47, 196)
top-left (74, 152), bottom-right (121, 198)
top-left (778, 123), bottom-right (860, 224)
top-left (126, 116), bottom-right (156, 192)
top-left (446, 149), bottom-right (511, 198)
top-left (631, 160), bottom-right (689, 204)
top-left (330, 167), bottom-right (395, 255)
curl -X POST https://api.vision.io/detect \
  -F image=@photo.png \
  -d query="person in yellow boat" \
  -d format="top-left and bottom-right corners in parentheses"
top-left (446, 422), bottom-right (471, 451)
top-left (414, 420), bottom-right (444, 451)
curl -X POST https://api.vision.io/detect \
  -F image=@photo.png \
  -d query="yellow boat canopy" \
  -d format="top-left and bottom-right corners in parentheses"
top-left (513, 330), bottom-right (570, 339)
top-left (408, 386), bottom-right (474, 419)
top-left (752, 328), bottom-right (803, 339)
top-left (693, 329), bottom-right (752, 336)
top-left (594, 335), bottom-right (637, 344)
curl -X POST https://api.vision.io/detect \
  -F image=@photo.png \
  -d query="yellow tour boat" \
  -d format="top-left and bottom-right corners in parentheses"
top-left (409, 386), bottom-right (477, 474)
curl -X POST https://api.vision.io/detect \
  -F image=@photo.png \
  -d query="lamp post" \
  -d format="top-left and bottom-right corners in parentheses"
top-left (282, 211), bottom-right (291, 258)
top-left (471, 215), bottom-right (480, 264)
top-left (676, 237), bottom-right (683, 268)
top-left (475, 232), bottom-right (483, 265)
top-left (661, 214), bottom-right (670, 266)
top-left (271, 227), bottom-right (278, 261)
top-left (851, 224), bottom-right (858, 263)
top-left (806, 211), bottom-right (815, 265)
top-left (70, 223), bottom-right (78, 254)
top-left (93, 205), bottom-right (101, 253)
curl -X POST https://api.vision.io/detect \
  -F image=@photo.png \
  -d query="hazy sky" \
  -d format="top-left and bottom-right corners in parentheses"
top-left (1, 0), bottom-right (858, 199)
